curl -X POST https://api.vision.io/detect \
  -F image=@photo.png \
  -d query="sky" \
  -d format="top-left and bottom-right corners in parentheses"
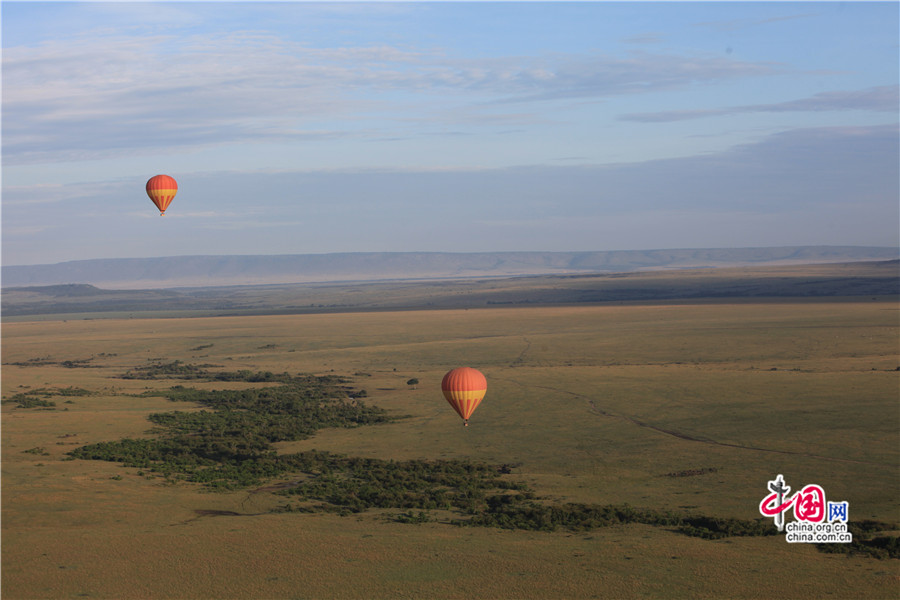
top-left (2, 1), bottom-right (898, 266)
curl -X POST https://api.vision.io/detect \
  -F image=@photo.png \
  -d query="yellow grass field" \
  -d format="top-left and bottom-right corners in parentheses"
top-left (3, 301), bottom-right (899, 599)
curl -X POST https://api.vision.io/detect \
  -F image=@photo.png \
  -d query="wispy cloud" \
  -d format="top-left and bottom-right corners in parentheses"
top-left (1, 180), bottom-right (129, 206)
top-left (2, 123), bottom-right (896, 264)
top-left (1, 224), bottom-right (58, 237)
top-left (620, 85), bottom-right (899, 122)
top-left (622, 33), bottom-right (664, 45)
top-left (478, 51), bottom-right (778, 104)
top-left (2, 29), bottom-right (782, 164)
top-left (3, 2), bottom-right (896, 265)
top-left (696, 13), bottom-right (819, 33)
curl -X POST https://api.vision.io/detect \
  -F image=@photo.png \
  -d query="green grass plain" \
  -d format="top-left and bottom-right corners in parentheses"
top-left (3, 299), bottom-right (899, 598)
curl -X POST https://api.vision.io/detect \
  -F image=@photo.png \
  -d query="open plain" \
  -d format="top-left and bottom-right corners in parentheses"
top-left (2, 265), bottom-right (899, 599)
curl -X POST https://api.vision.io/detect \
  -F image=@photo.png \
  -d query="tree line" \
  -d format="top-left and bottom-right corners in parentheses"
top-left (3, 386), bottom-right (94, 409)
top-left (69, 369), bottom-right (392, 489)
top-left (65, 364), bottom-right (898, 560)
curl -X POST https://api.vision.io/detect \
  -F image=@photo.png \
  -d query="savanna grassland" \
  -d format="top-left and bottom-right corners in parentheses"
top-left (2, 298), bottom-right (899, 599)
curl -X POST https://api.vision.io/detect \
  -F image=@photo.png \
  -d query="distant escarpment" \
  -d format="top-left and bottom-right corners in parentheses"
top-left (3, 246), bottom-right (896, 289)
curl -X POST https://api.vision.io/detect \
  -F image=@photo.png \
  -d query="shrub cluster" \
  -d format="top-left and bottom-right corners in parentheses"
top-left (69, 371), bottom-right (391, 489)
top-left (121, 360), bottom-right (353, 385)
top-left (465, 498), bottom-right (682, 533)
top-left (272, 457), bottom-right (791, 541)
top-left (816, 520), bottom-right (900, 560)
top-left (277, 454), bottom-right (527, 515)
top-left (269, 453), bottom-right (896, 558)
top-left (120, 360), bottom-right (218, 380)
top-left (3, 393), bottom-right (56, 408)
top-left (3, 386), bottom-right (93, 409)
top-left (67, 368), bottom-right (898, 559)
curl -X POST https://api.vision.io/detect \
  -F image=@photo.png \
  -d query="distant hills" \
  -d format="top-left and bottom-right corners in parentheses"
top-left (2, 246), bottom-right (897, 290)
top-left (3, 259), bottom-right (898, 319)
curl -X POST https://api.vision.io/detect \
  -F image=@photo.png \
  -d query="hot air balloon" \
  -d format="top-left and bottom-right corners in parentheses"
top-left (146, 174), bottom-right (178, 215)
top-left (441, 367), bottom-right (487, 426)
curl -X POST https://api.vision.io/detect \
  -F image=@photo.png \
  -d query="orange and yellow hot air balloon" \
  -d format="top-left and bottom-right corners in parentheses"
top-left (146, 174), bottom-right (178, 215)
top-left (441, 367), bottom-right (487, 426)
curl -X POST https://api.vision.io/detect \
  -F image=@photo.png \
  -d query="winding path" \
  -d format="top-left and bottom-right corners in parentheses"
top-left (492, 371), bottom-right (884, 467)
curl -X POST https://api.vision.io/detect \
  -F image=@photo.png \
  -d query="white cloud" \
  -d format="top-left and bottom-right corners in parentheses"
top-left (620, 85), bottom-right (899, 122)
top-left (696, 13), bottom-right (820, 33)
top-left (1, 180), bottom-right (129, 206)
top-left (3, 30), bottom-right (783, 164)
top-left (5, 123), bottom-right (895, 265)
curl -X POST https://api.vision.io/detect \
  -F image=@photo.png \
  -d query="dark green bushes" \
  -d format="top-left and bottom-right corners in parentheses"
top-left (3, 386), bottom-right (94, 409)
top-left (274, 453), bottom-right (896, 560)
top-left (462, 498), bottom-right (772, 537)
top-left (277, 455), bottom-right (524, 514)
top-left (70, 371), bottom-right (391, 489)
top-left (120, 360), bottom-right (218, 379)
top-left (677, 515), bottom-right (775, 539)
top-left (67, 366), bottom-right (898, 559)
top-left (120, 361), bottom-right (342, 384)
top-left (3, 394), bottom-right (56, 408)
top-left (816, 521), bottom-right (900, 559)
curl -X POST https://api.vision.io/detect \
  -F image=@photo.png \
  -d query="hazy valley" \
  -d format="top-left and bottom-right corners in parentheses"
top-left (3, 257), bottom-right (898, 319)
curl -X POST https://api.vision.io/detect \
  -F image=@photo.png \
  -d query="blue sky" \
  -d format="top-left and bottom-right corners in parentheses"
top-left (2, 1), bottom-right (898, 266)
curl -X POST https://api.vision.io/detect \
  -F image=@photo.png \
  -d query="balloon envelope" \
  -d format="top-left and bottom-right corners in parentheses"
top-left (146, 174), bottom-right (178, 215)
top-left (441, 367), bottom-right (487, 425)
